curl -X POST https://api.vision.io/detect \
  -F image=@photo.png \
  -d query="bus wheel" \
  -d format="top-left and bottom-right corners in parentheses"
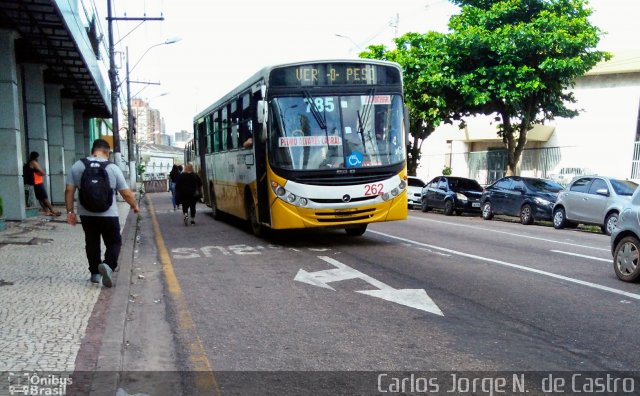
top-left (211, 187), bottom-right (222, 220)
top-left (345, 224), bottom-right (367, 236)
top-left (246, 195), bottom-right (264, 237)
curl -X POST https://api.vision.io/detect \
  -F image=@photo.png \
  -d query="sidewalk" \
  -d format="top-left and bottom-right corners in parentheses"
top-left (0, 202), bottom-right (132, 373)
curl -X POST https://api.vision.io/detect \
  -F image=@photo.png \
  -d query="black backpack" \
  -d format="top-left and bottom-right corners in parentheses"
top-left (79, 158), bottom-right (114, 212)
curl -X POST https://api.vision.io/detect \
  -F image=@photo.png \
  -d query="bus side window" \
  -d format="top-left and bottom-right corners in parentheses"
top-left (206, 115), bottom-right (212, 154)
top-left (230, 101), bottom-right (239, 150)
top-left (240, 93), bottom-right (253, 148)
top-left (221, 107), bottom-right (229, 151)
top-left (213, 110), bottom-right (221, 152)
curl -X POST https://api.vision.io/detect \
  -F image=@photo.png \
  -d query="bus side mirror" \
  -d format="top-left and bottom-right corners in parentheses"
top-left (257, 100), bottom-right (268, 142)
top-left (257, 100), bottom-right (267, 124)
top-left (403, 105), bottom-right (410, 144)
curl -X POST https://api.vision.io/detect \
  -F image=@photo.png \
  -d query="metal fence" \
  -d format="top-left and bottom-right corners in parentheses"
top-left (632, 142), bottom-right (640, 180)
top-left (422, 146), bottom-right (573, 186)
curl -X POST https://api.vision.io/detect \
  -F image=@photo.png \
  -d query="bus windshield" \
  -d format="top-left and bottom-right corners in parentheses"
top-left (270, 94), bottom-right (405, 171)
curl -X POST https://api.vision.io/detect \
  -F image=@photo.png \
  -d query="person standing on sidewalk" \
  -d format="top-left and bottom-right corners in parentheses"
top-left (64, 139), bottom-right (140, 287)
top-left (27, 152), bottom-right (61, 216)
top-left (175, 163), bottom-right (202, 226)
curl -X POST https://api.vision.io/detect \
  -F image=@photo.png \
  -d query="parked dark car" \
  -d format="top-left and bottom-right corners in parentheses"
top-left (421, 176), bottom-right (484, 215)
top-left (480, 176), bottom-right (564, 225)
top-left (611, 187), bottom-right (640, 282)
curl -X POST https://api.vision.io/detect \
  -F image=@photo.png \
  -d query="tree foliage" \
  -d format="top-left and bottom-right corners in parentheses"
top-left (362, 0), bottom-right (609, 176)
top-left (360, 32), bottom-right (464, 176)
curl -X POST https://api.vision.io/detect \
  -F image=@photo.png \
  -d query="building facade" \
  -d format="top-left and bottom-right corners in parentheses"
top-left (418, 52), bottom-right (640, 186)
top-left (0, 0), bottom-right (111, 220)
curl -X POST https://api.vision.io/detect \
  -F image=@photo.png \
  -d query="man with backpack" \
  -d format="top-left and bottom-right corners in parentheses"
top-left (64, 139), bottom-right (140, 287)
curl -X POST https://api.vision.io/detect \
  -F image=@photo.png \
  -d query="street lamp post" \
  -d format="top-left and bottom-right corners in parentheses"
top-left (125, 38), bottom-right (181, 187)
top-left (335, 34), bottom-right (364, 54)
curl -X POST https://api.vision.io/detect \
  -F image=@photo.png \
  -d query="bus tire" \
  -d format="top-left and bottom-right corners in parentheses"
top-left (211, 186), bottom-right (222, 220)
top-left (246, 193), bottom-right (265, 237)
top-left (345, 224), bottom-right (367, 236)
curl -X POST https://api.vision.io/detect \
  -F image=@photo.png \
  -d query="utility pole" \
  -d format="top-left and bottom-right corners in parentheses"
top-left (106, 0), bottom-right (163, 168)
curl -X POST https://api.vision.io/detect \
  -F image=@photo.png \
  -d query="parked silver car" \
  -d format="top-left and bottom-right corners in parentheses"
top-left (553, 176), bottom-right (638, 235)
top-left (611, 187), bottom-right (640, 282)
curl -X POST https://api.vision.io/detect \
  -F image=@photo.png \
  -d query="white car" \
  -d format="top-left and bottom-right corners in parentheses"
top-left (407, 176), bottom-right (426, 208)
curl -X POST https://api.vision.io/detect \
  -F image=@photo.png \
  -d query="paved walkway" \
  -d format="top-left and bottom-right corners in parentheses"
top-left (0, 203), bottom-right (131, 372)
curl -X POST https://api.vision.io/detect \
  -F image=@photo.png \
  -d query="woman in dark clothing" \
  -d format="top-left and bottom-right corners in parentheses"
top-left (168, 164), bottom-right (181, 210)
top-left (175, 163), bottom-right (203, 226)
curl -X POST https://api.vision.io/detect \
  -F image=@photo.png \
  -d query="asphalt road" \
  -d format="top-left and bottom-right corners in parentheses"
top-left (148, 193), bottom-right (640, 375)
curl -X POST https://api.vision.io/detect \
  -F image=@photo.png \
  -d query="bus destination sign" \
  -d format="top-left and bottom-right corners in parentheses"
top-left (270, 63), bottom-right (401, 87)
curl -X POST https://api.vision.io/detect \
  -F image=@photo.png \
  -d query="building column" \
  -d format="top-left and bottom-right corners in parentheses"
top-left (23, 63), bottom-right (49, 202)
top-left (0, 30), bottom-right (26, 220)
top-left (74, 109), bottom-right (87, 158)
top-left (45, 84), bottom-right (65, 204)
top-left (62, 99), bottom-right (76, 173)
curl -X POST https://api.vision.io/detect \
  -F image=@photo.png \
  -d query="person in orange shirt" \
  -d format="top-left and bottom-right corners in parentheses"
top-left (27, 151), bottom-right (60, 216)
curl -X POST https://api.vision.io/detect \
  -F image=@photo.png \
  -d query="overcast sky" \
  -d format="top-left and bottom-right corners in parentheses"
top-left (100, 0), bottom-right (640, 135)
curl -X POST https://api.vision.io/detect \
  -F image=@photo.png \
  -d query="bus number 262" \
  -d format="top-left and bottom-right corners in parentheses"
top-left (364, 183), bottom-right (383, 196)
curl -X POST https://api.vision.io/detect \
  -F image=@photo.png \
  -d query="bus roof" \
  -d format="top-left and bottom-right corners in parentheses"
top-left (193, 58), bottom-right (401, 123)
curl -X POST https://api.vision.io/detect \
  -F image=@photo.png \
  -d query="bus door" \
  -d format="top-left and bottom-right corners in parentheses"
top-left (253, 89), bottom-right (271, 226)
top-left (197, 120), bottom-right (208, 200)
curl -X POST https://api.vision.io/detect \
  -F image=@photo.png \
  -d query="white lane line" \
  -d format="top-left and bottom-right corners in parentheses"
top-left (550, 250), bottom-right (611, 263)
top-left (408, 216), bottom-right (609, 252)
top-left (369, 230), bottom-right (640, 301)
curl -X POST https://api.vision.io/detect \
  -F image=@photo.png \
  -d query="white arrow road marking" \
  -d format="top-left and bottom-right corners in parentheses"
top-left (294, 256), bottom-right (443, 315)
top-left (550, 250), bottom-right (611, 262)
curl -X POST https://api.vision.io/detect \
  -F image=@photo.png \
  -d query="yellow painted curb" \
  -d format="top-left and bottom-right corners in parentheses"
top-left (147, 196), bottom-right (220, 395)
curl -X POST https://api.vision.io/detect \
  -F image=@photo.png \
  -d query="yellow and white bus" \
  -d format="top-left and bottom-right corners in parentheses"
top-left (190, 59), bottom-right (409, 236)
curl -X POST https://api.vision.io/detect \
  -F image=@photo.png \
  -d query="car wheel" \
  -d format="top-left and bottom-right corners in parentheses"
top-left (443, 200), bottom-right (454, 216)
top-left (421, 198), bottom-right (430, 212)
top-left (345, 224), bottom-right (367, 236)
top-left (481, 201), bottom-right (493, 220)
top-left (613, 236), bottom-right (640, 282)
top-left (553, 207), bottom-right (567, 229)
top-left (603, 212), bottom-right (619, 236)
top-left (520, 204), bottom-right (533, 225)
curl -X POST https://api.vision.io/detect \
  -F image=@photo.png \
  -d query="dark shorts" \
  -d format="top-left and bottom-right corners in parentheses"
top-left (34, 183), bottom-right (48, 200)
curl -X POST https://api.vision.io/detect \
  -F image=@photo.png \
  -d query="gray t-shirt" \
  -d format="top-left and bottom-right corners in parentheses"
top-left (66, 156), bottom-right (128, 217)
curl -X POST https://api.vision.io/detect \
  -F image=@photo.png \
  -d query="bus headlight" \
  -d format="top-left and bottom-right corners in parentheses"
top-left (271, 182), bottom-right (311, 208)
top-left (299, 198), bottom-right (308, 207)
top-left (382, 179), bottom-right (407, 201)
top-left (276, 186), bottom-right (286, 196)
top-left (286, 193), bottom-right (297, 203)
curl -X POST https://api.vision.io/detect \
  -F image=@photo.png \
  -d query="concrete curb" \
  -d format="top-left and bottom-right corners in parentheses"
top-left (87, 207), bottom-right (139, 396)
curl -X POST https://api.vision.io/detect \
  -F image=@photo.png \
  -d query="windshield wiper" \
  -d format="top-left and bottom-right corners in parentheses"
top-left (357, 89), bottom-right (376, 152)
top-left (303, 90), bottom-right (327, 131)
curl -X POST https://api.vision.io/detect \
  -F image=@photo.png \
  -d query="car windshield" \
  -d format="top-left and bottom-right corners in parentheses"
top-left (449, 178), bottom-right (483, 191)
top-left (524, 178), bottom-right (563, 193)
top-left (611, 179), bottom-right (638, 196)
top-left (269, 94), bottom-right (405, 170)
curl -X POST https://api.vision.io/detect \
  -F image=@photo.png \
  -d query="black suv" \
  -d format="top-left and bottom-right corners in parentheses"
top-left (480, 176), bottom-right (563, 225)
top-left (421, 176), bottom-right (484, 215)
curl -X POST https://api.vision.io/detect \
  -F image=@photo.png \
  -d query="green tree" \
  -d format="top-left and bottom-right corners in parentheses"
top-left (446, 0), bottom-right (609, 175)
top-left (360, 32), bottom-right (464, 176)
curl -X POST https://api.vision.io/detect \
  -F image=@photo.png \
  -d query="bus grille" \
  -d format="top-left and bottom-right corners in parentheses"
top-left (292, 172), bottom-right (396, 186)
top-left (310, 196), bottom-right (374, 204)
top-left (314, 208), bottom-right (375, 223)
